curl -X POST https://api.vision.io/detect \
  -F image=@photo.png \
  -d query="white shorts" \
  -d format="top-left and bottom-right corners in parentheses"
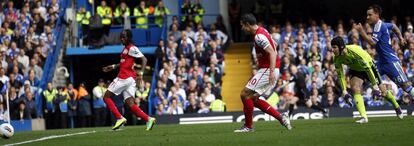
top-left (245, 68), bottom-right (280, 95)
top-left (108, 77), bottom-right (136, 100)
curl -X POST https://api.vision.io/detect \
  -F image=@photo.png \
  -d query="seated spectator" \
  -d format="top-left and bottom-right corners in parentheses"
top-left (197, 101), bottom-right (210, 114)
top-left (23, 69), bottom-right (40, 87)
top-left (166, 98), bottom-right (183, 115)
top-left (13, 101), bottom-right (31, 120)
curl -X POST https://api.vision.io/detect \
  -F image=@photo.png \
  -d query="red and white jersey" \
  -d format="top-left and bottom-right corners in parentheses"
top-left (254, 26), bottom-right (280, 69)
top-left (118, 44), bottom-right (144, 80)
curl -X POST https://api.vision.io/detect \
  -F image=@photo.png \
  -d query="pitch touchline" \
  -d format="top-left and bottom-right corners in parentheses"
top-left (4, 131), bottom-right (97, 146)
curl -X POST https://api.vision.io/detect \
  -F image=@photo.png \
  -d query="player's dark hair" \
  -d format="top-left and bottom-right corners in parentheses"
top-left (331, 37), bottom-right (345, 53)
top-left (240, 13), bottom-right (257, 25)
top-left (368, 4), bottom-right (382, 16)
top-left (121, 29), bottom-right (133, 42)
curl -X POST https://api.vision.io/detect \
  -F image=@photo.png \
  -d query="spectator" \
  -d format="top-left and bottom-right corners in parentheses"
top-left (185, 92), bottom-right (199, 113)
top-left (66, 83), bottom-right (78, 128)
top-left (96, 0), bottom-right (112, 35)
top-left (133, 0), bottom-right (149, 29)
top-left (155, 39), bottom-right (167, 61)
top-left (43, 82), bottom-right (58, 129)
top-left (114, 2), bottom-right (130, 25)
top-left (8, 73), bottom-right (22, 89)
top-left (77, 82), bottom-right (92, 127)
top-left (166, 98), bottom-right (183, 115)
top-left (209, 24), bottom-right (228, 47)
top-left (24, 88), bottom-right (37, 118)
top-left (180, 0), bottom-right (193, 23)
top-left (154, 0), bottom-right (170, 27)
top-left (25, 58), bottom-right (43, 79)
top-left (76, 7), bottom-right (91, 45)
top-left (23, 69), bottom-right (40, 87)
top-left (197, 101), bottom-right (209, 114)
top-left (13, 101), bottom-right (31, 120)
top-left (17, 49), bottom-right (29, 69)
top-left (55, 86), bottom-right (68, 128)
top-left (192, 0), bottom-right (205, 25)
top-left (92, 79), bottom-right (107, 127)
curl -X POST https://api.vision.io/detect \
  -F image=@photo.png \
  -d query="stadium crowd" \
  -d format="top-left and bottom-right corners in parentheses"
top-left (0, 0), bottom-right (60, 122)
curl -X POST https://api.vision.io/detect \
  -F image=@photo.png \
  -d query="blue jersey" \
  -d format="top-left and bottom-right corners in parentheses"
top-left (372, 20), bottom-right (399, 63)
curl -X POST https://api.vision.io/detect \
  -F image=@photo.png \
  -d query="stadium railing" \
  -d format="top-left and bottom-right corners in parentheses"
top-left (35, 0), bottom-right (70, 117)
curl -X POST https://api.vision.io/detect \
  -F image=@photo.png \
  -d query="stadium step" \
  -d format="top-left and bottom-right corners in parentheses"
top-left (222, 42), bottom-right (253, 112)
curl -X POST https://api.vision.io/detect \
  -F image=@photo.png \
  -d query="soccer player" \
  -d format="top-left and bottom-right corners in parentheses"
top-left (234, 14), bottom-right (291, 133)
top-left (331, 37), bottom-right (402, 124)
top-left (355, 5), bottom-right (414, 105)
top-left (102, 29), bottom-right (156, 130)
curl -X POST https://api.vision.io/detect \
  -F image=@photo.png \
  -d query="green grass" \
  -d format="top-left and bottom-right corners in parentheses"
top-left (1, 117), bottom-right (414, 146)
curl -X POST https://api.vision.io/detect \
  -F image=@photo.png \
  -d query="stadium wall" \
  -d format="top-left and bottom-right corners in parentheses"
top-left (0, 119), bottom-right (45, 132)
top-left (155, 106), bottom-right (414, 125)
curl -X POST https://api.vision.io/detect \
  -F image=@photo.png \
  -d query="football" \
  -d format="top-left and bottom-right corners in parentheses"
top-left (0, 123), bottom-right (14, 139)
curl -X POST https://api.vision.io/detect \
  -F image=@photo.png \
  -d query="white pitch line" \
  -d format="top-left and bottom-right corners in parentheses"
top-left (4, 131), bottom-right (97, 146)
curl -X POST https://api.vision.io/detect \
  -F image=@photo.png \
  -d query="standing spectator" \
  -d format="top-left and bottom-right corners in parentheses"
top-left (209, 24), bottom-right (228, 47)
top-left (67, 83), bottom-right (78, 128)
top-left (154, 0), bottom-right (170, 27)
top-left (192, 0), bottom-right (205, 25)
top-left (229, 0), bottom-right (241, 41)
top-left (43, 82), bottom-right (58, 129)
top-left (180, 0), bottom-right (193, 23)
top-left (77, 82), bottom-right (92, 127)
top-left (133, 1), bottom-right (149, 29)
top-left (92, 79), bottom-right (107, 127)
top-left (155, 39), bottom-right (167, 61)
top-left (96, 0), bottom-right (112, 35)
top-left (114, 2), bottom-right (130, 25)
top-left (55, 86), bottom-right (68, 128)
top-left (76, 7), bottom-right (91, 46)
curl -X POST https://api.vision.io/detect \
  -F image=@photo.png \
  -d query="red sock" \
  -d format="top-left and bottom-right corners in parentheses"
top-left (242, 98), bottom-right (254, 128)
top-left (104, 97), bottom-right (122, 119)
top-left (255, 99), bottom-right (283, 123)
top-left (130, 104), bottom-right (149, 122)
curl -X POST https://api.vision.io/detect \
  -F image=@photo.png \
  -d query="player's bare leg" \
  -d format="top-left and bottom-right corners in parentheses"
top-left (350, 77), bottom-right (368, 123)
top-left (125, 97), bottom-right (155, 130)
top-left (103, 91), bottom-right (126, 130)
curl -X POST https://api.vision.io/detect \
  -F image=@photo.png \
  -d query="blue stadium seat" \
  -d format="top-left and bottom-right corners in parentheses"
top-left (110, 28), bottom-right (123, 33)
top-left (132, 29), bottom-right (147, 46)
top-left (148, 27), bottom-right (162, 46)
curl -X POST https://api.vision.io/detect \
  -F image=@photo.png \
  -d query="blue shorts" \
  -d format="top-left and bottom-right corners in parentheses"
top-left (377, 61), bottom-right (409, 84)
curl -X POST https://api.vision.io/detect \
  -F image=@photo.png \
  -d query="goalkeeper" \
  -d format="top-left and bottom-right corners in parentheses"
top-left (331, 37), bottom-right (402, 124)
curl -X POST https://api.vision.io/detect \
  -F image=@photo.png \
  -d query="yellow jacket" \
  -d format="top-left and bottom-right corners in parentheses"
top-left (133, 7), bottom-right (149, 29)
top-left (97, 6), bottom-right (112, 25)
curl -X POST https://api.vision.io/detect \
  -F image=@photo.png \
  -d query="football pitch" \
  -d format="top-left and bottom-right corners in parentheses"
top-left (1, 117), bottom-right (414, 146)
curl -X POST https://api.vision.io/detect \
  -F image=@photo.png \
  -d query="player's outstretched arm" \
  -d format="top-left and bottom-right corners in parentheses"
top-left (103, 64), bottom-right (119, 72)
